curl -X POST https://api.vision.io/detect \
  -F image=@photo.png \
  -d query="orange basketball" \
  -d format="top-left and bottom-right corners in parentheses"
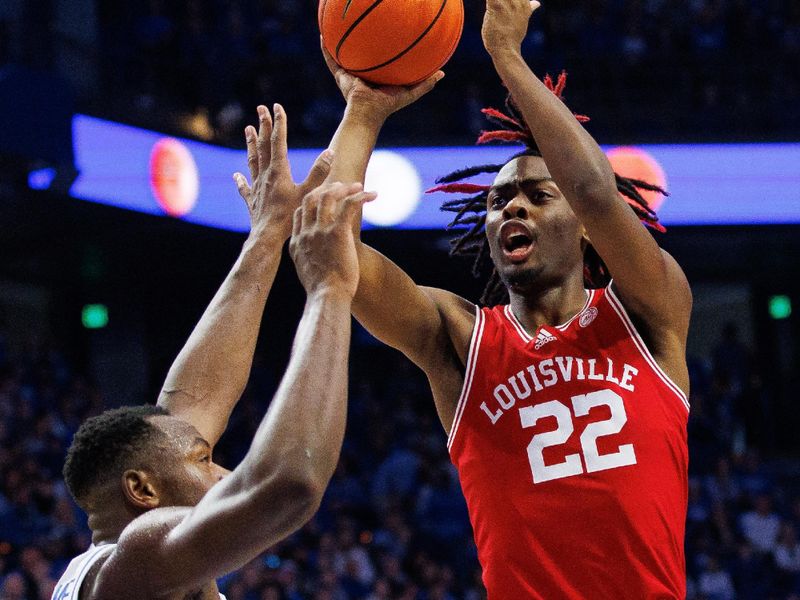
top-left (319, 0), bottom-right (464, 86)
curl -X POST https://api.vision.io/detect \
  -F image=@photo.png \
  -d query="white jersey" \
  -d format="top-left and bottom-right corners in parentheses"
top-left (52, 545), bottom-right (227, 600)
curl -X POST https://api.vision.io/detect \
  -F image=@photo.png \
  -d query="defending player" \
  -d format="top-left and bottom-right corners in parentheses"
top-left (320, 1), bottom-right (691, 597)
top-left (52, 106), bottom-right (376, 600)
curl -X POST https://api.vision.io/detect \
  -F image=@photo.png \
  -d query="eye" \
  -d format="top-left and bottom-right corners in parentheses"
top-left (200, 455), bottom-right (211, 463)
top-left (531, 190), bottom-right (551, 202)
top-left (490, 195), bottom-right (507, 209)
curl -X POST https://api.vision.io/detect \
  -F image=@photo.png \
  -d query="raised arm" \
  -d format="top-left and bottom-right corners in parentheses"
top-left (157, 105), bottom-right (331, 446)
top-left (96, 183), bottom-right (372, 599)
top-left (482, 1), bottom-right (691, 336)
top-left (320, 45), bottom-right (474, 382)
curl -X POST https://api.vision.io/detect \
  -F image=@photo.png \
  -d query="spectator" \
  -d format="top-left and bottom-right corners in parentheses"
top-left (775, 524), bottom-right (800, 593)
top-left (3, 0), bottom-right (795, 145)
top-left (697, 555), bottom-right (736, 600)
top-left (740, 494), bottom-right (782, 554)
top-left (705, 456), bottom-right (741, 507)
top-left (0, 572), bottom-right (27, 600)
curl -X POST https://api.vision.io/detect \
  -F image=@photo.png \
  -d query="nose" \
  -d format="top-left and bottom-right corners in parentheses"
top-left (502, 194), bottom-right (529, 220)
top-left (214, 463), bottom-right (231, 481)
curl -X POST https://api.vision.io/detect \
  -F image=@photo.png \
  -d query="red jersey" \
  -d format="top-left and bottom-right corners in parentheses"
top-left (448, 285), bottom-right (689, 599)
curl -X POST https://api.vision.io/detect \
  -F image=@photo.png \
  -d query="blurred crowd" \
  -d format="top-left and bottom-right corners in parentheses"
top-left (2, 0), bottom-right (800, 145)
top-left (2, 1), bottom-right (800, 598)
top-left (0, 321), bottom-right (799, 600)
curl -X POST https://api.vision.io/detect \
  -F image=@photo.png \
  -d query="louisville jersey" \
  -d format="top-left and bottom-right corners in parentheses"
top-left (448, 285), bottom-right (689, 599)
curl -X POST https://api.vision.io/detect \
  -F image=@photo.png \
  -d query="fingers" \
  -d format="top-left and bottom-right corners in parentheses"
top-left (245, 125), bottom-right (258, 182)
top-left (406, 71), bottom-right (445, 102)
top-left (299, 182), bottom-right (364, 228)
top-left (243, 106), bottom-right (273, 183)
top-left (339, 190), bottom-right (377, 223)
top-left (320, 37), bottom-right (342, 75)
top-left (299, 149), bottom-right (334, 196)
top-left (256, 105), bottom-right (272, 174)
top-left (301, 183), bottom-right (322, 226)
top-left (321, 35), bottom-right (359, 97)
top-left (316, 189), bottom-right (338, 224)
top-left (531, 1), bottom-right (541, 11)
top-left (270, 103), bottom-right (289, 173)
top-left (233, 172), bottom-right (250, 200)
top-left (315, 182), bottom-right (364, 223)
top-left (324, 186), bottom-right (375, 226)
top-left (292, 205), bottom-right (303, 239)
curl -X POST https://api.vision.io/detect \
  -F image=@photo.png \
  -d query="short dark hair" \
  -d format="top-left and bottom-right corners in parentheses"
top-left (63, 405), bottom-right (169, 506)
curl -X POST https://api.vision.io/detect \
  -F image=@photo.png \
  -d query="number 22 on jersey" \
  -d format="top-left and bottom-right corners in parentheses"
top-left (520, 389), bottom-right (637, 484)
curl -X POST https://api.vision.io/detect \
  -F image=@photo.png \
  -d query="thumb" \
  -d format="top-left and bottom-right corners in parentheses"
top-left (408, 71), bottom-right (444, 102)
top-left (299, 149), bottom-right (334, 195)
top-left (530, 1), bottom-right (541, 12)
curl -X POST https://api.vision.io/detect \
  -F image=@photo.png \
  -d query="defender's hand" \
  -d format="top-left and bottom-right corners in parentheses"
top-left (289, 182), bottom-right (376, 299)
top-left (233, 104), bottom-right (333, 242)
top-left (482, 0), bottom-right (541, 58)
top-left (322, 39), bottom-right (444, 126)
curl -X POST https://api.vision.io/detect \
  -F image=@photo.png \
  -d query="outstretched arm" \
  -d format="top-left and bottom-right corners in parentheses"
top-left (97, 183), bottom-right (373, 599)
top-left (157, 105), bottom-right (332, 447)
top-left (482, 1), bottom-right (691, 334)
top-left (320, 45), bottom-right (473, 379)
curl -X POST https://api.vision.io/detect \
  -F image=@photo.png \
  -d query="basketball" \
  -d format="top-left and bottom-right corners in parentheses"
top-left (319, 0), bottom-right (464, 86)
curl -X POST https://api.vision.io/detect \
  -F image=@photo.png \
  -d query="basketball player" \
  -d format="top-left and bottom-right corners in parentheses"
top-left (52, 105), bottom-right (376, 600)
top-left (319, 0), bottom-right (692, 597)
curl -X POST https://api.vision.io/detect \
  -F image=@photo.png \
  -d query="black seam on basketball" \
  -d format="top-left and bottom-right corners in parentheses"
top-left (335, 0), bottom-right (387, 62)
top-left (342, 0), bottom-right (354, 18)
top-left (347, 0), bottom-right (449, 74)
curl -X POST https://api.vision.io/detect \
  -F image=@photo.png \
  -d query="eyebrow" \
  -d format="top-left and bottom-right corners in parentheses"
top-left (490, 177), bottom-right (554, 191)
top-left (192, 437), bottom-right (211, 450)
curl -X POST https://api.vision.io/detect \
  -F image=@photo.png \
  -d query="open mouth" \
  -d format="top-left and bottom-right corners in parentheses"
top-left (500, 221), bottom-right (535, 263)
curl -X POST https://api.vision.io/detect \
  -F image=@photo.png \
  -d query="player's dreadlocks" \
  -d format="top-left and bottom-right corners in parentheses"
top-left (427, 72), bottom-right (667, 306)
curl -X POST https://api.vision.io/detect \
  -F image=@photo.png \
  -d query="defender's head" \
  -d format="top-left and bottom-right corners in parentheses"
top-left (64, 405), bottom-right (228, 516)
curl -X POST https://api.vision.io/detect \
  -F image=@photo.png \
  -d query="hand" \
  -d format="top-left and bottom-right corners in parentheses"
top-left (289, 182), bottom-right (376, 299)
top-left (482, 0), bottom-right (541, 58)
top-left (233, 104), bottom-right (333, 242)
top-left (321, 38), bottom-right (444, 126)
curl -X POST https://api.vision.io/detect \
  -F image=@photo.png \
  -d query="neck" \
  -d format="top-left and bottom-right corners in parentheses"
top-left (85, 488), bottom-right (139, 545)
top-left (508, 272), bottom-right (587, 334)
top-left (88, 513), bottom-right (127, 545)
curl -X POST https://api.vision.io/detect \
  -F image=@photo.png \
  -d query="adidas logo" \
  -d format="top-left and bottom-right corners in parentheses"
top-left (534, 328), bottom-right (557, 350)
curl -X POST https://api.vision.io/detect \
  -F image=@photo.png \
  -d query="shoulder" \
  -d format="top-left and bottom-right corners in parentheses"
top-left (53, 546), bottom-right (115, 600)
top-left (75, 550), bottom-right (112, 600)
top-left (613, 248), bottom-right (692, 331)
top-left (607, 273), bottom-right (691, 396)
top-left (90, 507), bottom-right (191, 599)
top-left (419, 287), bottom-right (476, 364)
top-left (420, 286), bottom-right (476, 316)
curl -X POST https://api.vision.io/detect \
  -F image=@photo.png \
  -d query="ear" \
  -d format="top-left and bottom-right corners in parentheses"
top-left (122, 469), bottom-right (161, 510)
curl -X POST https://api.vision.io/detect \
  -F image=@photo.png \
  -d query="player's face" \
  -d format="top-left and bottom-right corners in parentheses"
top-left (485, 156), bottom-right (585, 295)
top-left (148, 415), bottom-right (230, 506)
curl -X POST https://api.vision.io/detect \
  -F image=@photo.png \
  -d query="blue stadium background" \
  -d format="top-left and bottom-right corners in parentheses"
top-left (1, 1), bottom-right (800, 599)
